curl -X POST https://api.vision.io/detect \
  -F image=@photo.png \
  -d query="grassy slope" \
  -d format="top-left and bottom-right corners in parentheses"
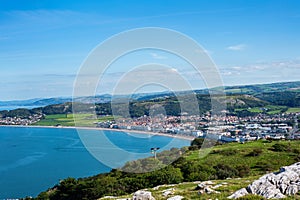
top-left (186, 140), bottom-right (299, 175)
top-left (103, 177), bottom-right (261, 200)
top-left (101, 140), bottom-right (300, 200)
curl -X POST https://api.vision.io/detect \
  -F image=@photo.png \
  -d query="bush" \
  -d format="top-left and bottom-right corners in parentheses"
top-left (190, 138), bottom-right (204, 148)
top-left (255, 161), bottom-right (274, 172)
top-left (295, 154), bottom-right (300, 162)
top-left (270, 143), bottom-right (288, 152)
top-left (236, 164), bottom-right (251, 177)
top-left (219, 149), bottom-right (238, 156)
top-left (247, 149), bottom-right (263, 157)
top-left (214, 164), bottom-right (238, 179)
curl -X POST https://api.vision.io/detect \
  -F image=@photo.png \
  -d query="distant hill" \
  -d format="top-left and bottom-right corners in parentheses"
top-left (224, 81), bottom-right (300, 95)
top-left (0, 81), bottom-right (299, 112)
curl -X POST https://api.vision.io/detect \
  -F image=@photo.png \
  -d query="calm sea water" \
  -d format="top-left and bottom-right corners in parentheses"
top-left (0, 126), bottom-right (190, 199)
top-left (0, 106), bottom-right (41, 111)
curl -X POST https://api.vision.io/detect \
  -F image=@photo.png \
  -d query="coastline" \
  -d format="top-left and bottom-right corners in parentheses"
top-left (0, 124), bottom-right (195, 141)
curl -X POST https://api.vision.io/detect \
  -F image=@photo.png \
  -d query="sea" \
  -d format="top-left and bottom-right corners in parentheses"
top-left (0, 106), bottom-right (41, 111)
top-left (0, 126), bottom-right (190, 199)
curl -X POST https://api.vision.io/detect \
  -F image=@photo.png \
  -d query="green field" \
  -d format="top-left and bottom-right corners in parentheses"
top-left (234, 105), bottom-right (293, 115)
top-left (33, 114), bottom-right (116, 127)
top-left (286, 107), bottom-right (300, 113)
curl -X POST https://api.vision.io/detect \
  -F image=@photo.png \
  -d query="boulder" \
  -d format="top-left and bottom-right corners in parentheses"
top-left (228, 188), bottom-right (248, 199)
top-left (228, 162), bottom-right (300, 199)
top-left (167, 195), bottom-right (184, 200)
top-left (162, 188), bottom-right (175, 197)
top-left (132, 190), bottom-right (155, 200)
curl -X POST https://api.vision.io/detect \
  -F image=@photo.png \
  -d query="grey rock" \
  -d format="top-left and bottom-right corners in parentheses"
top-left (167, 195), bottom-right (184, 200)
top-left (285, 184), bottom-right (298, 195)
top-left (229, 162), bottom-right (300, 199)
top-left (162, 188), bottom-right (175, 197)
top-left (228, 188), bottom-right (248, 199)
top-left (132, 190), bottom-right (155, 200)
top-left (273, 193), bottom-right (286, 199)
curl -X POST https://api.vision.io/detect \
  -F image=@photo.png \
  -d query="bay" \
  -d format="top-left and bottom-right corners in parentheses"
top-left (0, 126), bottom-right (190, 199)
top-left (0, 106), bottom-right (41, 111)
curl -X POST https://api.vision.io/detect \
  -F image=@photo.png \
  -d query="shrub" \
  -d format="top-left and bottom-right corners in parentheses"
top-left (247, 149), bottom-right (263, 157)
top-left (255, 161), bottom-right (274, 172)
top-left (295, 154), bottom-right (300, 162)
top-left (219, 148), bottom-right (238, 156)
top-left (214, 164), bottom-right (238, 179)
top-left (270, 143), bottom-right (288, 152)
top-left (190, 138), bottom-right (204, 148)
top-left (236, 164), bottom-right (251, 177)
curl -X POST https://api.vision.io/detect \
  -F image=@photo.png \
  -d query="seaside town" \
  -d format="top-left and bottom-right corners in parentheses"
top-left (0, 113), bottom-right (44, 126)
top-left (97, 112), bottom-right (300, 142)
top-left (1, 109), bottom-right (299, 143)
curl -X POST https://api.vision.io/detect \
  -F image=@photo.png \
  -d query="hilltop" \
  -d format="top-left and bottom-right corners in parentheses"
top-left (0, 81), bottom-right (299, 123)
top-left (1, 80), bottom-right (299, 112)
top-left (29, 139), bottom-right (300, 200)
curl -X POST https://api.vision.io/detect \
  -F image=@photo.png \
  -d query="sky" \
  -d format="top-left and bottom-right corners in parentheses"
top-left (0, 0), bottom-right (300, 100)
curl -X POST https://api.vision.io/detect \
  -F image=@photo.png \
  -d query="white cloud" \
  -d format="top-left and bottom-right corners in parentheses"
top-left (227, 44), bottom-right (246, 51)
top-left (150, 53), bottom-right (167, 60)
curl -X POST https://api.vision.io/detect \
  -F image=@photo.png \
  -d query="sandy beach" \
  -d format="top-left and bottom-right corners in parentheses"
top-left (0, 124), bottom-right (195, 141)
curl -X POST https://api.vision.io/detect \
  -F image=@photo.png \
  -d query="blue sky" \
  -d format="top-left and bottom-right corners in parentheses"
top-left (0, 0), bottom-right (299, 100)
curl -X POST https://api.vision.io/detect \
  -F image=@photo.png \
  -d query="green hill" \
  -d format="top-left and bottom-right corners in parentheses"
top-left (30, 139), bottom-right (300, 200)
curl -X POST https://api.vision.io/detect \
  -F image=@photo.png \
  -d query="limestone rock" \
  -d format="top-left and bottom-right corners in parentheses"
top-left (228, 162), bottom-right (300, 199)
top-left (285, 184), bottom-right (298, 195)
top-left (162, 188), bottom-right (175, 197)
top-left (228, 188), bottom-right (248, 199)
top-left (132, 190), bottom-right (155, 200)
top-left (167, 195), bottom-right (184, 200)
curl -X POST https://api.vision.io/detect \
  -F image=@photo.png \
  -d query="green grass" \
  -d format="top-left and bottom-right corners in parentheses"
top-left (101, 140), bottom-right (300, 200)
top-left (186, 140), bottom-right (300, 176)
top-left (38, 139), bottom-right (300, 200)
top-left (286, 107), bottom-right (300, 113)
top-left (33, 113), bottom-right (105, 127)
top-left (234, 105), bottom-right (294, 114)
top-left (104, 175), bottom-right (299, 200)
top-left (33, 114), bottom-right (120, 127)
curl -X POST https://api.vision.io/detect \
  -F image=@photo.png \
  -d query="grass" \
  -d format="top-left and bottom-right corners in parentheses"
top-left (102, 176), bottom-right (299, 199)
top-left (286, 107), bottom-right (300, 113)
top-left (186, 140), bottom-right (299, 176)
top-left (33, 114), bottom-right (117, 127)
top-left (100, 140), bottom-right (300, 200)
top-left (234, 105), bottom-right (295, 114)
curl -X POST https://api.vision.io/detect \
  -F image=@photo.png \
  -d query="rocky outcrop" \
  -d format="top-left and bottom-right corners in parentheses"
top-left (228, 188), bottom-right (249, 199)
top-left (166, 195), bottom-right (184, 200)
top-left (229, 162), bottom-right (300, 199)
top-left (196, 180), bottom-right (222, 195)
top-left (132, 190), bottom-right (155, 200)
top-left (162, 188), bottom-right (175, 197)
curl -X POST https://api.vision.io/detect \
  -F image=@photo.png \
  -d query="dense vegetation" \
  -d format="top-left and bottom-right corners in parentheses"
top-left (28, 139), bottom-right (300, 200)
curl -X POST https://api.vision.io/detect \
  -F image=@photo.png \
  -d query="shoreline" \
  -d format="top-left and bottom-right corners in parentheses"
top-left (0, 124), bottom-right (195, 141)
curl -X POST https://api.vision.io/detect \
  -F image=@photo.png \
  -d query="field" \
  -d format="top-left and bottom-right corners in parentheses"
top-left (234, 105), bottom-right (291, 115)
top-left (33, 114), bottom-right (116, 127)
top-left (286, 107), bottom-right (300, 113)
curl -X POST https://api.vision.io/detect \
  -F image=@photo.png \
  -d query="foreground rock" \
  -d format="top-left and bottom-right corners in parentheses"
top-left (196, 180), bottom-right (222, 195)
top-left (229, 162), bottom-right (300, 199)
top-left (132, 190), bottom-right (155, 200)
top-left (167, 195), bottom-right (184, 200)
